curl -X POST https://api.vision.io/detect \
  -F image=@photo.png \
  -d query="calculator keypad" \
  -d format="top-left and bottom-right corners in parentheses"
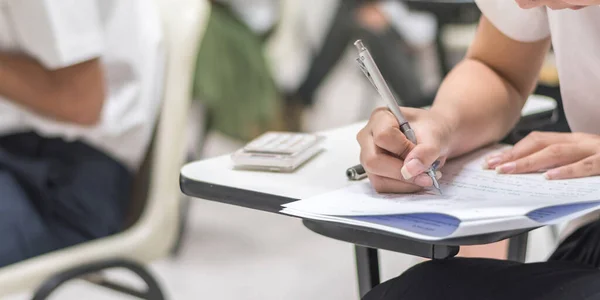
top-left (244, 133), bottom-right (320, 155)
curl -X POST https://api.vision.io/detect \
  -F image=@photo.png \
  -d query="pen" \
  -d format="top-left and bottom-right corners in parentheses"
top-left (346, 164), bottom-right (367, 181)
top-left (354, 39), bottom-right (442, 194)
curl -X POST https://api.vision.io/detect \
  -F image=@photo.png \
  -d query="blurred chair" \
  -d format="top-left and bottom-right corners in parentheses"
top-left (0, 0), bottom-right (210, 299)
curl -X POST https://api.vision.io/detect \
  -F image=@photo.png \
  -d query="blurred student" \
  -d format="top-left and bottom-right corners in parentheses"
top-left (359, 1), bottom-right (600, 299)
top-left (195, 0), bottom-right (284, 142)
top-left (0, 0), bottom-right (162, 266)
top-left (286, 0), bottom-right (433, 130)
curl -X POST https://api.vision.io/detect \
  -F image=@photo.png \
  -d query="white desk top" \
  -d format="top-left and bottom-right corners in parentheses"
top-left (181, 122), bottom-right (366, 200)
top-left (181, 95), bottom-right (558, 200)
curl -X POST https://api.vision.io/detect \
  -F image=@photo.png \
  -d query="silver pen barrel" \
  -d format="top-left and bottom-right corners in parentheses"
top-left (355, 39), bottom-right (442, 194)
top-left (354, 40), bottom-right (408, 126)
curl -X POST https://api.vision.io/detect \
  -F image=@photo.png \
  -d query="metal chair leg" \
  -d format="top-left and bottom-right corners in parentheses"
top-left (354, 245), bottom-right (380, 298)
top-left (507, 232), bottom-right (529, 263)
top-left (32, 259), bottom-right (165, 300)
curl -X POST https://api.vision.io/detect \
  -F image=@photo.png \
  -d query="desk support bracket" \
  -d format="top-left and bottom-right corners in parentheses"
top-left (507, 232), bottom-right (529, 263)
top-left (355, 246), bottom-right (380, 298)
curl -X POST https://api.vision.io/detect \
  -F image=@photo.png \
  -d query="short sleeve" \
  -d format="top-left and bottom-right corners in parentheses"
top-left (6, 0), bottom-right (105, 69)
top-left (475, 0), bottom-right (551, 42)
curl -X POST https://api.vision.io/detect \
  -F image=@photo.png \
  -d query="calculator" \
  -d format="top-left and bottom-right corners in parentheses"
top-left (231, 132), bottom-right (325, 172)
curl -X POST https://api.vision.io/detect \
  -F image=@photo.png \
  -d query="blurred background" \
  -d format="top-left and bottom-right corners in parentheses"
top-left (5, 0), bottom-right (566, 299)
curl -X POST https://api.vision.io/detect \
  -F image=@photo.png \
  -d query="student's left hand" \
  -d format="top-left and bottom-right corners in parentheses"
top-left (483, 131), bottom-right (600, 180)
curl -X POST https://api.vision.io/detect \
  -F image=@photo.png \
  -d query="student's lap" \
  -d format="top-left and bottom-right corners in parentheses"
top-left (0, 133), bottom-right (132, 267)
top-left (364, 257), bottom-right (600, 300)
top-left (365, 219), bottom-right (600, 300)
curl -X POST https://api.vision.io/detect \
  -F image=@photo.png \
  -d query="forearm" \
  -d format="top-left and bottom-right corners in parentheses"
top-left (430, 58), bottom-right (525, 158)
top-left (0, 53), bottom-right (56, 111)
top-left (0, 53), bottom-right (104, 125)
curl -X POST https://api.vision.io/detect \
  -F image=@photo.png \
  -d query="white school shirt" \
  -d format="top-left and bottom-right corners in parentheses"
top-left (474, 0), bottom-right (600, 135)
top-left (0, 0), bottom-right (163, 170)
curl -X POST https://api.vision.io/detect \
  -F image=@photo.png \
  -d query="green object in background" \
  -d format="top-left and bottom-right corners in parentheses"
top-left (193, 4), bottom-right (281, 142)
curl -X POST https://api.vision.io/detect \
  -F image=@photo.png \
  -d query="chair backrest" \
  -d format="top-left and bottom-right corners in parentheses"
top-left (124, 0), bottom-right (211, 261)
top-left (125, 128), bottom-right (156, 229)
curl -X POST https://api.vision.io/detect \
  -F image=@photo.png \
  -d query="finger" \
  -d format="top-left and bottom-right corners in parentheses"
top-left (413, 171), bottom-right (443, 187)
top-left (370, 109), bottom-right (415, 157)
top-left (363, 150), bottom-right (442, 188)
top-left (360, 131), bottom-right (409, 180)
top-left (495, 143), bottom-right (592, 174)
top-left (360, 107), bottom-right (398, 147)
top-left (360, 146), bottom-right (405, 180)
top-left (401, 143), bottom-right (442, 180)
top-left (372, 125), bottom-right (414, 158)
top-left (484, 132), bottom-right (576, 169)
top-left (357, 125), bottom-right (371, 148)
top-left (544, 154), bottom-right (600, 180)
top-left (371, 107), bottom-right (400, 129)
top-left (368, 174), bottom-right (422, 194)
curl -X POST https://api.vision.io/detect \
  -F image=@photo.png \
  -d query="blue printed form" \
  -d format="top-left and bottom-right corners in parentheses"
top-left (527, 201), bottom-right (600, 223)
top-left (348, 214), bottom-right (460, 238)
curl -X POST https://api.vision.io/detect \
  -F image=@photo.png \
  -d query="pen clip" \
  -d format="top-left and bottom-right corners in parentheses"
top-left (356, 58), bottom-right (378, 93)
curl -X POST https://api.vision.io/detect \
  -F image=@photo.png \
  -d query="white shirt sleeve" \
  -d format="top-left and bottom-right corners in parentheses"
top-left (474, 0), bottom-right (551, 42)
top-left (7, 0), bottom-right (105, 69)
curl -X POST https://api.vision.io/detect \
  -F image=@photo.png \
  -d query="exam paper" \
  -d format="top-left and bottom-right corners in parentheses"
top-left (282, 145), bottom-right (600, 240)
top-left (283, 145), bottom-right (600, 222)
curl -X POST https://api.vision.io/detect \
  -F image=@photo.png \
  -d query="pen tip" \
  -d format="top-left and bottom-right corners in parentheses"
top-left (431, 177), bottom-right (442, 195)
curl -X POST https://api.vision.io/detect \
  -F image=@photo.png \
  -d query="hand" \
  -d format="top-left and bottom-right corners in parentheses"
top-left (483, 131), bottom-right (600, 180)
top-left (357, 107), bottom-right (453, 193)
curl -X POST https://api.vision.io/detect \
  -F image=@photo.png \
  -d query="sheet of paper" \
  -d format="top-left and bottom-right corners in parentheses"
top-left (283, 145), bottom-right (600, 221)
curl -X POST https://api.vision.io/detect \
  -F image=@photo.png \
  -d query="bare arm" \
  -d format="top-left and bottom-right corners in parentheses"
top-left (431, 17), bottom-right (551, 158)
top-left (0, 53), bottom-right (105, 125)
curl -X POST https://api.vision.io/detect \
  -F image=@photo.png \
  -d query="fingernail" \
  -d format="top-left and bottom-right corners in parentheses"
top-left (435, 171), bottom-right (442, 179)
top-left (495, 162), bottom-right (516, 174)
top-left (544, 169), bottom-right (560, 180)
top-left (414, 174), bottom-right (432, 187)
top-left (401, 166), bottom-right (412, 180)
top-left (483, 157), bottom-right (503, 169)
top-left (401, 159), bottom-right (426, 180)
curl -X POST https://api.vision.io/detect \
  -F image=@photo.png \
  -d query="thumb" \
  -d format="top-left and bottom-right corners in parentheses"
top-left (400, 143), bottom-right (441, 180)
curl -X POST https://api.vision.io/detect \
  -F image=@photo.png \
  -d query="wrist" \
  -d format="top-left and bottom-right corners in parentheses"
top-left (430, 105), bottom-right (459, 136)
top-left (429, 105), bottom-right (462, 155)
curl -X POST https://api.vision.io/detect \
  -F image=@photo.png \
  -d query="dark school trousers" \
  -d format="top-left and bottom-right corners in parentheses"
top-left (0, 132), bottom-right (132, 267)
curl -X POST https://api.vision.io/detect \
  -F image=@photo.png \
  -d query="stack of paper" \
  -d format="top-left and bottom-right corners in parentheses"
top-left (282, 145), bottom-right (600, 241)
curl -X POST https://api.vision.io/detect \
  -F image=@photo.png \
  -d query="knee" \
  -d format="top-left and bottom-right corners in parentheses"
top-left (362, 260), bottom-right (451, 300)
top-left (363, 259), bottom-right (481, 300)
top-left (400, 259), bottom-right (462, 282)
